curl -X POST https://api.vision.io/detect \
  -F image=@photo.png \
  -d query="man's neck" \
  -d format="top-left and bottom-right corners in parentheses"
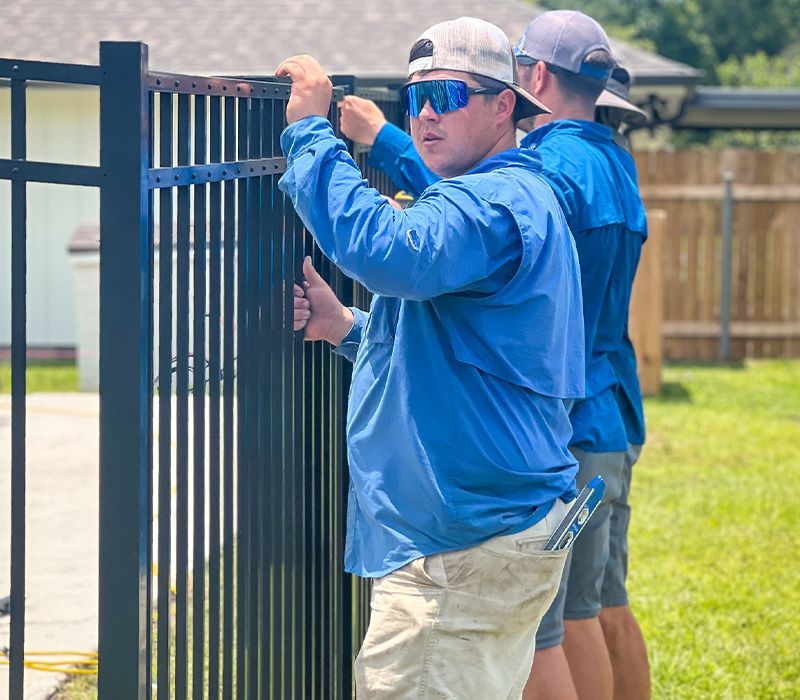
top-left (484, 130), bottom-right (519, 160)
top-left (447, 129), bottom-right (517, 177)
top-left (531, 91), bottom-right (596, 128)
top-left (534, 107), bottom-right (594, 129)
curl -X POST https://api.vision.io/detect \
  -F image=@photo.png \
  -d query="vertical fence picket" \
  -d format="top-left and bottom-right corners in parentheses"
top-left (156, 88), bottom-right (175, 700)
top-left (208, 91), bottom-right (223, 700)
top-left (174, 89), bottom-right (191, 700)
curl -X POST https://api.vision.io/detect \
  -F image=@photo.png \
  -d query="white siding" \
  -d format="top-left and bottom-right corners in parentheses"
top-left (0, 85), bottom-right (100, 347)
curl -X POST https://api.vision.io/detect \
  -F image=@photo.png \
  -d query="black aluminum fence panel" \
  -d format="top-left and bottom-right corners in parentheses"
top-left (97, 46), bottom-right (406, 700)
top-left (0, 57), bottom-right (103, 700)
top-left (0, 44), bottom-right (405, 699)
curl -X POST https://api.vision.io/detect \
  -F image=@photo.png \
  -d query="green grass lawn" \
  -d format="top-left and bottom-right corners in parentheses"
top-left (630, 360), bottom-right (800, 698)
top-left (0, 361), bottom-right (80, 393)
top-left (54, 360), bottom-right (800, 698)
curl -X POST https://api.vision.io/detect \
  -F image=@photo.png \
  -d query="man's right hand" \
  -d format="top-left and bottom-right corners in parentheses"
top-left (338, 95), bottom-right (387, 146)
top-left (275, 55), bottom-right (333, 125)
top-left (293, 256), bottom-right (354, 345)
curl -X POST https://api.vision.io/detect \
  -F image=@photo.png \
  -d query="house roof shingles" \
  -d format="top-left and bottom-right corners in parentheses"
top-left (1, 0), bottom-right (699, 84)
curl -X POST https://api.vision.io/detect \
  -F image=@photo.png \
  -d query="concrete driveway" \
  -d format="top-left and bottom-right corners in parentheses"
top-left (0, 393), bottom-right (99, 700)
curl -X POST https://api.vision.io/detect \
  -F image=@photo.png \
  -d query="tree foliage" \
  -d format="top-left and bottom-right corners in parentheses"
top-left (537, 0), bottom-right (800, 81)
top-left (537, 0), bottom-right (800, 147)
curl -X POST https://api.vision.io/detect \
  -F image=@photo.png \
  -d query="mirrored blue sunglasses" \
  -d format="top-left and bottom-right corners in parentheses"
top-left (400, 79), bottom-right (503, 117)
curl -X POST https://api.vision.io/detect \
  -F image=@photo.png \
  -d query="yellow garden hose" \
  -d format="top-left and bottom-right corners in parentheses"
top-left (0, 649), bottom-right (98, 676)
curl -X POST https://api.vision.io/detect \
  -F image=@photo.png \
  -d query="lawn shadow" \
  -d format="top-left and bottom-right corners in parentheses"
top-left (652, 381), bottom-right (693, 404)
top-left (667, 359), bottom-right (746, 370)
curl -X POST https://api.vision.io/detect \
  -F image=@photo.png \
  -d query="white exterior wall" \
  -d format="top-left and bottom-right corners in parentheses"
top-left (0, 85), bottom-right (99, 348)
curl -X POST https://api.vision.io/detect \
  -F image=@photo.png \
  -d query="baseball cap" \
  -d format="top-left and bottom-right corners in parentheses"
top-left (407, 16), bottom-right (550, 118)
top-left (596, 66), bottom-right (647, 124)
top-left (515, 10), bottom-right (614, 81)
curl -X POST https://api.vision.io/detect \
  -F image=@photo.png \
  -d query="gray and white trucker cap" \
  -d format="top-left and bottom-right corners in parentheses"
top-left (596, 66), bottom-right (647, 123)
top-left (515, 10), bottom-right (614, 81)
top-left (408, 16), bottom-right (550, 118)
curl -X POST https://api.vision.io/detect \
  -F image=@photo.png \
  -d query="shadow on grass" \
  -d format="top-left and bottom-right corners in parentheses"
top-left (666, 359), bottom-right (746, 370)
top-left (651, 381), bottom-right (693, 404)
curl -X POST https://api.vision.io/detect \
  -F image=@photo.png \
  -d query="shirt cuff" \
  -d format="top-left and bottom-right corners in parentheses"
top-left (332, 307), bottom-right (369, 363)
top-left (368, 122), bottom-right (409, 173)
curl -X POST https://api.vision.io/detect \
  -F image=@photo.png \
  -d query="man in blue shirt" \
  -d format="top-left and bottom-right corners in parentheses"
top-left (338, 12), bottom-right (650, 700)
top-left (279, 16), bottom-right (585, 698)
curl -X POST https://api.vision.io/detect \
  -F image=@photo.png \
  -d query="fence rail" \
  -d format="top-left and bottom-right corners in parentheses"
top-left (635, 149), bottom-right (800, 360)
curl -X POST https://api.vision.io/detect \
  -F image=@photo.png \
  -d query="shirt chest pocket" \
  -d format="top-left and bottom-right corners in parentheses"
top-left (364, 296), bottom-right (401, 344)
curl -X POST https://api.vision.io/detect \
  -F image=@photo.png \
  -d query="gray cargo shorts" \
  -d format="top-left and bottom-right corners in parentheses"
top-left (535, 444), bottom-right (641, 647)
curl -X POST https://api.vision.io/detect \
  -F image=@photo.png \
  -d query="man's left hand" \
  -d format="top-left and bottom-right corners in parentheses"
top-left (339, 95), bottom-right (387, 146)
top-left (275, 55), bottom-right (333, 124)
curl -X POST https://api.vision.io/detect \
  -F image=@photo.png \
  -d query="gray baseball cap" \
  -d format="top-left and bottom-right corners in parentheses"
top-left (408, 16), bottom-right (550, 118)
top-left (515, 10), bottom-right (614, 81)
top-left (596, 66), bottom-right (647, 124)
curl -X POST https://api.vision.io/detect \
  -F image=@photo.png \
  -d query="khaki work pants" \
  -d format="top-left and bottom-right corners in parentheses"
top-left (355, 500), bottom-right (570, 699)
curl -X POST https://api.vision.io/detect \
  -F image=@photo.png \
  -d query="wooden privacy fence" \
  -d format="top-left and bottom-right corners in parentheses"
top-left (634, 149), bottom-right (800, 361)
top-left (629, 210), bottom-right (665, 395)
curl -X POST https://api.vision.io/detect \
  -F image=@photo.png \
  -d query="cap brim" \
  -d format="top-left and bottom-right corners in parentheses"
top-left (508, 83), bottom-right (551, 118)
top-left (596, 89), bottom-right (647, 124)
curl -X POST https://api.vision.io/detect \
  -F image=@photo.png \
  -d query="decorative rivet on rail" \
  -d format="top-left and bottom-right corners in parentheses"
top-left (156, 176), bottom-right (161, 182)
top-left (223, 85), bottom-right (227, 91)
top-left (250, 167), bottom-right (254, 172)
top-left (208, 171), bottom-right (212, 177)
top-left (208, 84), bottom-right (212, 90)
top-left (236, 168), bottom-right (241, 174)
top-left (274, 163), bottom-right (279, 169)
top-left (236, 86), bottom-right (240, 92)
top-left (192, 173), bottom-right (196, 179)
top-left (222, 169), bottom-right (227, 175)
top-left (12, 65), bottom-right (19, 72)
top-left (174, 175), bottom-right (179, 181)
top-left (11, 167), bottom-right (19, 173)
top-left (175, 80), bottom-right (180, 87)
top-left (262, 165), bottom-right (266, 171)
top-left (156, 78), bottom-right (161, 85)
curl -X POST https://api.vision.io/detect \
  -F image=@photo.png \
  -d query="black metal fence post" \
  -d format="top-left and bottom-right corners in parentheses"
top-left (98, 41), bottom-right (152, 700)
top-left (9, 66), bottom-right (28, 700)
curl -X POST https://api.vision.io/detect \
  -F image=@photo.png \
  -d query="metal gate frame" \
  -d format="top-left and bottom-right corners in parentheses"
top-left (1, 53), bottom-right (104, 700)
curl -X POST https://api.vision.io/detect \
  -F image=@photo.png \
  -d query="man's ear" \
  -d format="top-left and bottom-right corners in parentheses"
top-left (495, 88), bottom-right (517, 125)
top-left (532, 61), bottom-right (549, 96)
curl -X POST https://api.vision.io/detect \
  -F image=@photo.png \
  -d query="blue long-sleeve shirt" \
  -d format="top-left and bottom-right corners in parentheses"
top-left (370, 120), bottom-right (647, 451)
top-left (279, 116), bottom-right (585, 577)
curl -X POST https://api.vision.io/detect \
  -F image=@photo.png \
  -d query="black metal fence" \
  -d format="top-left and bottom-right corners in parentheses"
top-left (2, 41), bottom-right (404, 699)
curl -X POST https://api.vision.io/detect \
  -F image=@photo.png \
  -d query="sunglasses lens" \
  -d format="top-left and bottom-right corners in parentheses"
top-left (402, 80), bottom-right (469, 116)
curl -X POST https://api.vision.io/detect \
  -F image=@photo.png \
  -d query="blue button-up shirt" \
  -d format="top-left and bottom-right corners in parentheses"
top-left (370, 119), bottom-right (647, 451)
top-left (279, 116), bottom-right (584, 577)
